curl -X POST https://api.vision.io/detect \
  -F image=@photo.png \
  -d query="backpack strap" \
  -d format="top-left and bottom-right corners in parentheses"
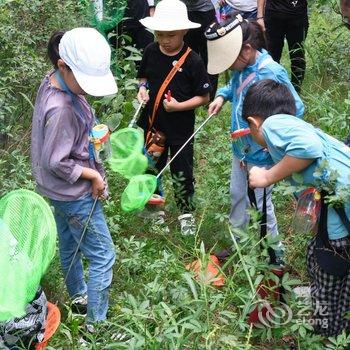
top-left (145, 47), bottom-right (192, 145)
top-left (247, 185), bottom-right (277, 265)
top-left (236, 57), bottom-right (273, 96)
top-left (334, 207), bottom-right (350, 234)
top-left (318, 193), bottom-right (350, 248)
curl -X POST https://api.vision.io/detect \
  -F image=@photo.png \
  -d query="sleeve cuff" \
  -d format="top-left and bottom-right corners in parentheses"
top-left (67, 164), bottom-right (83, 184)
top-left (147, 0), bottom-right (155, 6)
top-left (215, 93), bottom-right (226, 100)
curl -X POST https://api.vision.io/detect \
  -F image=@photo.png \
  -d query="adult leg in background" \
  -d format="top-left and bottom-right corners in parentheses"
top-left (264, 13), bottom-right (287, 64)
top-left (285, 14), bottom-right (309, 93)
top-left (241, 9), bottom-right (258, 19)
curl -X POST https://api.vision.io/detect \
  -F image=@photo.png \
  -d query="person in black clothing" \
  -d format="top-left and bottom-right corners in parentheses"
top-left (118, 0), bottom-right (155, 50)
top-left (263, 0), bottom-right (309, 93)
top-left (181, 0), bottom-right (218, 99)
top-left (137, 0), bottom-right (211, 235)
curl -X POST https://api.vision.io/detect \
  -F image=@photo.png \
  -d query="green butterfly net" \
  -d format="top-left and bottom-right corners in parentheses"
top-left (0, 190), bottom-right (57, 321)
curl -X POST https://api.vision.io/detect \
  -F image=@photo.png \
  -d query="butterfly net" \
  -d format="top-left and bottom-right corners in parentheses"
top-left (0, 190), bottom-right (57, 321)
top-left (121, 174), bottom-right (157, 212)
top-left (109, 127), bottom-right (148, 179)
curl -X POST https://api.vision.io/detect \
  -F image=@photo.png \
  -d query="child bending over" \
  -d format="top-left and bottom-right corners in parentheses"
top-left (244, 79), bottom-right (350, 337)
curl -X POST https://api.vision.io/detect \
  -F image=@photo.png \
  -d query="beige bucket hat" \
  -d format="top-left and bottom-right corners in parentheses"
top-left (205, 15), bottom-right (245, 75)
top-left (140, 0), bottom-right (200, 31)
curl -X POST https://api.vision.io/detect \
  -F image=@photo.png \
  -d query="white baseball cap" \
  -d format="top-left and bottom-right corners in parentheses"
top-left (59, 27), bottom-right (118, 97)
top-left (140, 0), bottom-right (200, 31)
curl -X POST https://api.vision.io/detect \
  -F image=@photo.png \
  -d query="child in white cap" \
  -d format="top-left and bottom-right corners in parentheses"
top-left (137, 0), bottom-right (211, 235)
top-left (31, 28), bottom-right (117, 328)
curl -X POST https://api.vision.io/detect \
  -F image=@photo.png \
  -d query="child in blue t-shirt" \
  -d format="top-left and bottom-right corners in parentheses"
top-left (243, 79), bottom-right (350, 337)
top-left (206, 15), bottom-right (304, 261)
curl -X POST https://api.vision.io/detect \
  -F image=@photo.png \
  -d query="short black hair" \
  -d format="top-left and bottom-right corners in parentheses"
top-left (242, 79), bottom-right (296, 121)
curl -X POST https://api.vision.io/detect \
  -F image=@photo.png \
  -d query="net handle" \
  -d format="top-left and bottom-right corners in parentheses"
top-left (128, 101), bottom-right (144, 128)
top-left (64, 196), bottom-right (99, 285)
top-left (157, 113), bottom-right (216, 178)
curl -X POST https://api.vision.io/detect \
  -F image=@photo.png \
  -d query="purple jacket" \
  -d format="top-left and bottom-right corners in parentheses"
top-left (31, 72), bottom-right (105, 201)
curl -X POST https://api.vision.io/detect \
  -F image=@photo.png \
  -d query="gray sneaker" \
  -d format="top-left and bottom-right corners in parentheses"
top-left (71, 295), bottom-right (87, 316)
top-left (138, 209), bottom-right (165, 223)
top-left (178, 213), bottom-right (196, 236)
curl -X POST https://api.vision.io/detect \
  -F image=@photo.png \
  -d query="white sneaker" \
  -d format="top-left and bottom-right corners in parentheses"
top-left (178, 213), bottom-right (196, 236)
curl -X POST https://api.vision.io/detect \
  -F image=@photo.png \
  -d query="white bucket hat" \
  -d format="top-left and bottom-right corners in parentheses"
top-left (140, 0), bottom-right (200, 31)
top-left (205, 15), bottom-right (244, 75)
top-left (59, 27), bottom-right (118, 97)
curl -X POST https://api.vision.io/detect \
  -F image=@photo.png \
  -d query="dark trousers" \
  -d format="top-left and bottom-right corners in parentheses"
top-left (185, 9), bottom-right (218, 100)
top-left (265, 12), bottom-right (309, 93)
top-left (155, 143), bottom-right (195, 213)
top-left (122, 0), bottom-right (154, 50)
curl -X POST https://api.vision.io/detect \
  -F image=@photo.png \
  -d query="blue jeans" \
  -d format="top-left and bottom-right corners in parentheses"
top-left (240, 9), bottom-right (257, 20)
top-left (221, 5), bottom-right (257, 20)
top-left (51, 194), bottom-right (116, 322)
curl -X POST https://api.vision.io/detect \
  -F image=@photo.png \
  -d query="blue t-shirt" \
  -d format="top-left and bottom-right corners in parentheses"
top-left (262, 114), bottom-right (350, 240)
top-left (217, 49), bottom-right (304, 166)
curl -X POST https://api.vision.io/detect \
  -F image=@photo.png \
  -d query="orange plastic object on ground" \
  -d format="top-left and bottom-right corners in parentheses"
top-left (186, 255), bottom-right (225, 287)
top-left (35, 302), bottom-right (61, 350)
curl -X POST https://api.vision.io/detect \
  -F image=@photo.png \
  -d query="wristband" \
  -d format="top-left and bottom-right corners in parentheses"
top-left (138, 82), bottom-right (148, 89)
top-left (256, 16), bottom-right (264, 20)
